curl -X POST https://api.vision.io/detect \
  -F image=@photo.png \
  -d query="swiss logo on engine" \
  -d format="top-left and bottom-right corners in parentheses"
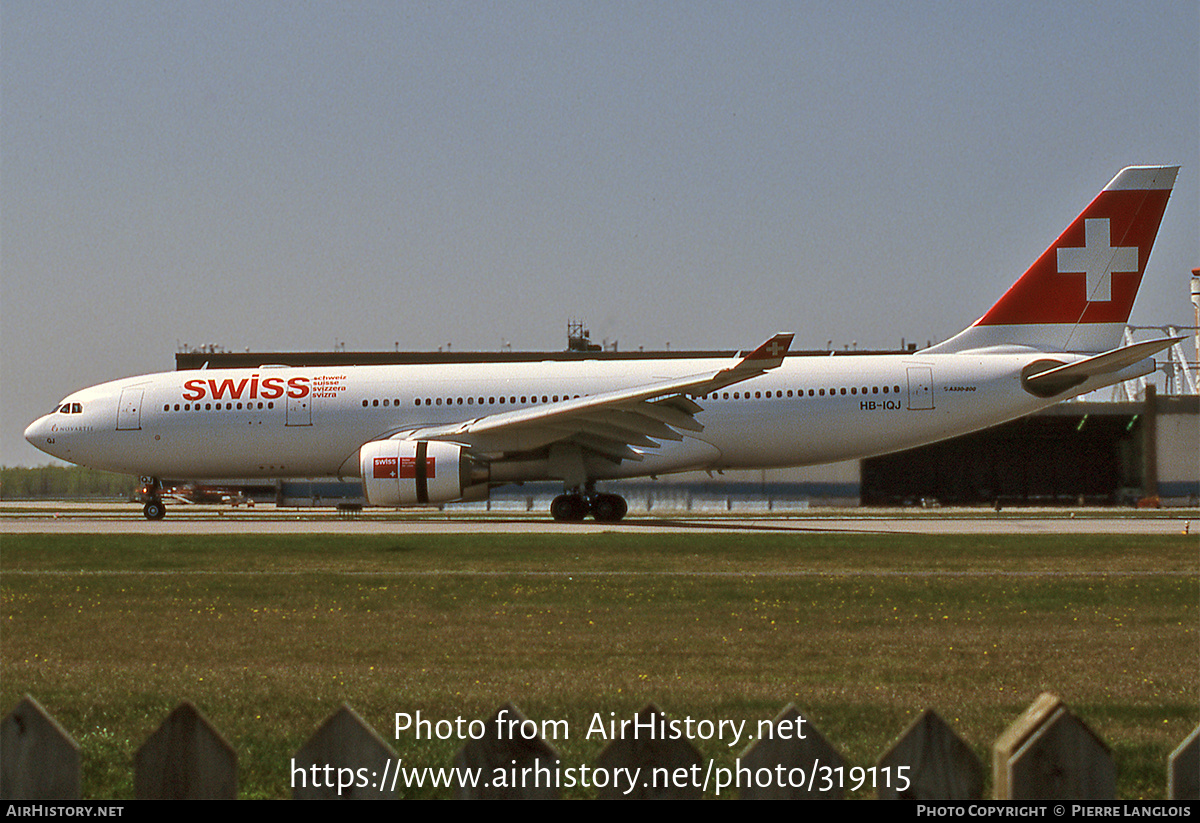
top-left (373, 457), bottom-right (398, 479)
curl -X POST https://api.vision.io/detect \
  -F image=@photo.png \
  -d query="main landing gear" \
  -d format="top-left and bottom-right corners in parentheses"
top-left (139, 477), bottom-right (166, 521)
top-left (550, 491), bottom-right (628, 522)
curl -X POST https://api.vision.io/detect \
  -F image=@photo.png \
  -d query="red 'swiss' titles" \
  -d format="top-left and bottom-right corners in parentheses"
top-left (181, 374), bottom-right (310, 401)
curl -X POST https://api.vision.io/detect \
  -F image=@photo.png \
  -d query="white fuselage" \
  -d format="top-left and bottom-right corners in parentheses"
top-left (24, 349), bottom-right (1124, 485)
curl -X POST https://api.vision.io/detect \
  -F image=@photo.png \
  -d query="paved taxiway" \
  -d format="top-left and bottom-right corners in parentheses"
top-left (2, 502), bottom-right (1193, 535)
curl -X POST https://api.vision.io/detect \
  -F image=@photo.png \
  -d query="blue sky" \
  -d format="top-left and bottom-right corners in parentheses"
top-left (3, 1), bottom-right (1197, 466)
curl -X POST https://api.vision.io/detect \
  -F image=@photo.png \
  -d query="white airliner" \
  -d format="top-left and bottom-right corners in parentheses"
top-left (25, 166), bottom-right (1181, 521)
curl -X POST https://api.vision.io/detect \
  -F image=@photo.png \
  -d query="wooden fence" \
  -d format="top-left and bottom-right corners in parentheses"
top-left (1, 691), bottom-right (1196, 800)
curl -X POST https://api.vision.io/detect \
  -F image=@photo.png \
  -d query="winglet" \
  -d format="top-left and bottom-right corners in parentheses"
top-left (704, 332), bottom-right (793, 392)
top-left (738, 332), bottom-right (794, 368)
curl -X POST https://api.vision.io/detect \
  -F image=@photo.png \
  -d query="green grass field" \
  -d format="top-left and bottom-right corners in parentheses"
top-left (2, 532), bottom-right (1196, 798)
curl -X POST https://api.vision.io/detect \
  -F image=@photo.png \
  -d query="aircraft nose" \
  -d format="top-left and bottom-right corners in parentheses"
top-left (25, 415), bottom-right (55, 453)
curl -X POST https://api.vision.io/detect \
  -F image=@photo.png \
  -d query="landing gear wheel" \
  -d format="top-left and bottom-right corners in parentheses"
top-left (143, 500), bottom-right (166, 521)
top-left (590, 493), bottom-right (628, 522)
top-left (550, 494), bottom-right (588, 522)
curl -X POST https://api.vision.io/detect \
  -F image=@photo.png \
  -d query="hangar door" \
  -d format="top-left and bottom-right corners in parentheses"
top-left (862, 413), bottom-right (1142, 505)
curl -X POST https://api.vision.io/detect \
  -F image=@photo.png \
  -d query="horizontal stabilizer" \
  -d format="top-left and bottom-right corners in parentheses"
top-left (1022, 336), bottom-right (1182, 397)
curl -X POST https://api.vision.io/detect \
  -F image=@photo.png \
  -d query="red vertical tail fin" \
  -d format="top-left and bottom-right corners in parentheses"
top-left (928, 166), bottom-right (1178, 354)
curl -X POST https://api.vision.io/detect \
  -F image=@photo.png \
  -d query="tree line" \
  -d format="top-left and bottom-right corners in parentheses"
top-left (0, 465), bottom-right (138, 499)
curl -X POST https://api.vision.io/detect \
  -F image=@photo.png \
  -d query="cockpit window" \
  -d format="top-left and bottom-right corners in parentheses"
top-left (71, 403), bottom-right (83, 414)
top-left (56, 403), bottom-right (83, 414)
top-left (58, 404), bottom-right (70, 413)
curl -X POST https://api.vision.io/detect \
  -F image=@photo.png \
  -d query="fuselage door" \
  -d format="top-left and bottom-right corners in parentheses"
top-left (286, 393), bottom-right (312, 427)
top-left (906, 366), bottom-right (934, 410)
top-left (117, 388), bottom-right (144, 430)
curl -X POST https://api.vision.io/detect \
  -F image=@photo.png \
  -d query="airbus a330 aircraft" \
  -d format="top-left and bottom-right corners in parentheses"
top-left (25, 166), bottom-right (1180, 521)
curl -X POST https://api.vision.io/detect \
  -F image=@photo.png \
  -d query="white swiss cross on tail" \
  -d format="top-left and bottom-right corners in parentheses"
top-left (1056, 218), bottom-right (1139, 302)
top-left (927, 165), bottom-right (1178, 355)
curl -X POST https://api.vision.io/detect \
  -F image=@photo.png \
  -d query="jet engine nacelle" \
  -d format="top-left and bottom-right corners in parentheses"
top-left (359, 439), bottom-right (487, 506)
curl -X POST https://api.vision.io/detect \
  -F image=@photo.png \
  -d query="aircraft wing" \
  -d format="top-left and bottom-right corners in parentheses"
top-left (393, 333), bottom-right (793, 463)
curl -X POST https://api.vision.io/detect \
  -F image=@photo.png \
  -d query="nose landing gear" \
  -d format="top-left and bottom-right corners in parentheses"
top-left (139, 477), bottom-right (166, 520)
